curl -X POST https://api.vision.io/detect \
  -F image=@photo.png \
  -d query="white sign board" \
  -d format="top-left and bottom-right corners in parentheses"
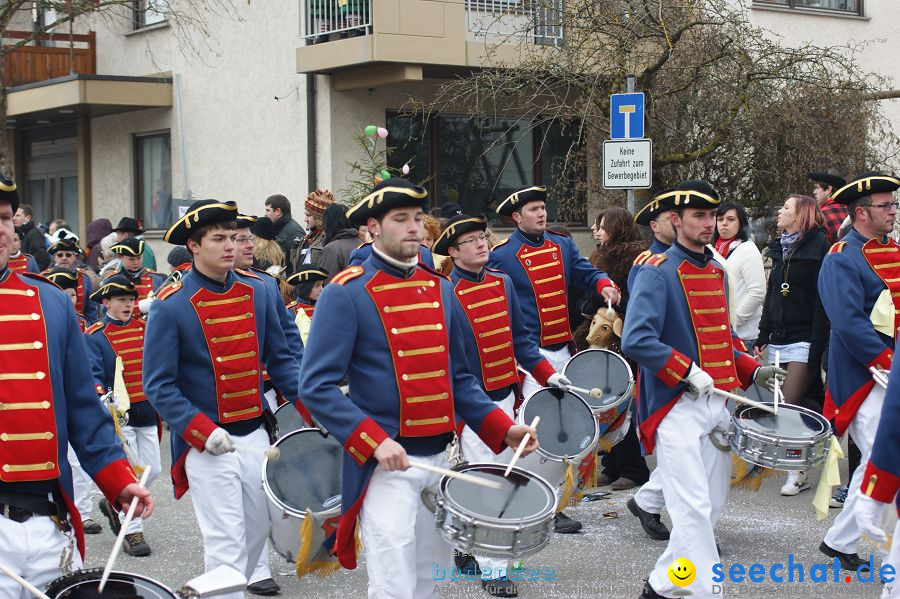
top-left (602, 139), bottom-right (652, 189)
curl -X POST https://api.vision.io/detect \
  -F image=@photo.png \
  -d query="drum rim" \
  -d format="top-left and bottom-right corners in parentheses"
top-left (564, 349), bottom-right (635, 412)
top-left (439, 463), bottom-right (557, 526)
top-left (516, 388), bottom-right (600, 462)
top-left (732, 402), bottom-right (832, 440)
top-left (262, 427), bottom-right (343, 519)
top-left (47, 570), bottom-right (175, 598)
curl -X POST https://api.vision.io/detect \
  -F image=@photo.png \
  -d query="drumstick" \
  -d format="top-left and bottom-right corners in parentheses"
top-left (606, 297), bottom-right (615, 318)
top-left (408, 461), bottom-right (502, 490)
top-left (565, 384), bottom-right (604, 400)
top-left (0, 563), bottom-right (51, 599)
top-left (504, 416), bottom-right (540, 477)
top-left (774, 350), bottom-right (780, 415)
top-left (869, 366), bottom-right (889, 390)
top-left (98, 467), bottom-right (151, 592)
top-left (231, 442), bottom-right (281, 461)
top-left (675, 374), bottom-right (777, 414)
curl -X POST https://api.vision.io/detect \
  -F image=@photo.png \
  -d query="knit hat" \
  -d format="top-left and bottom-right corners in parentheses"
top-left (305, 189), bottom-right (335, 217)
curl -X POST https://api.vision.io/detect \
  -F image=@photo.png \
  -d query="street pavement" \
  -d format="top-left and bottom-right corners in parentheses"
top-left (78, 432), bottom-right (889, 598)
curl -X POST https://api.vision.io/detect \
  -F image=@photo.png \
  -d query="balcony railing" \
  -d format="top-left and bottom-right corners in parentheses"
top-left (2, 31), bottom-right (96, 88)
top-left (301, 0), bottom-right (372, 43)
top-left (466, 0), bottom-right (564, 46)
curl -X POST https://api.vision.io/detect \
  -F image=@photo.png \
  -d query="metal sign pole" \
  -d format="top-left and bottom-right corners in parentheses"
top-left (626, 73), bottom-right (636, 214)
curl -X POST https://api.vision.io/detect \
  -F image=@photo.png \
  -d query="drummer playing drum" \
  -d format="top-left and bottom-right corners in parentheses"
top-left (299, 179), bottom-right (538, 599)
top-left (622, 180), bottom-right (784, 599)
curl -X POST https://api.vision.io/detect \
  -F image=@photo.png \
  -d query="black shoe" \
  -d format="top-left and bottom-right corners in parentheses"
top-left (482, 578), bottom-right (518, 597)
top-left (627, 498), bottom-right (670, 541)
top-left (81, 518), bottom-right (102, 535)
top-left (123, 532), bottom-right (151, 557)
top-left (553, 512), bottom-right (582, 534)
top-left (819, 541), bottom-right (867, 571)
top-left (247, 578), bottom-right (281, 596)
top-left (454, 553), bottom-right (481, 576)
top-left (99, 499), bottom-right (121, 535)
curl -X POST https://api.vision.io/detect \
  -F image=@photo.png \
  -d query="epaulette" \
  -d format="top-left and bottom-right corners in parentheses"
top-left (248, 266), bottom-right (274, 280)
top-left (491, 237), bottom-right (510, 249)
top-left (633, 249), bottom-right (652, 266)
top-left (155, 280), bottom-right (183, 300)
top-left (646, 253), bottom-right (668, 267)
top-left (103, 268), bottom-right (119, 279)
top-left (23, 271), bottom-right (58, 289)
top-left (235, 268), bottom-right (262, 281)
top-left (331, 265), bottom-right (365, 286)
top-left (417, 262), bottom-right (449, 281)
top-left (85, 321), bottom-right (105, 334)
top-left (544, 228), bottom-right (570, 239)
top-left (829, 241), bottom-right (846, 254)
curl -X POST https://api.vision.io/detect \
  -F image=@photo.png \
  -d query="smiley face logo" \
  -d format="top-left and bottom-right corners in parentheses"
top-left (668, 557), bottom-right (696, 587)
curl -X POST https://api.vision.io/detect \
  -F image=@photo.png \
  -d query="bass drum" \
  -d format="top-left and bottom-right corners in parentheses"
top-left (46, 569), bottom-right (175, 598)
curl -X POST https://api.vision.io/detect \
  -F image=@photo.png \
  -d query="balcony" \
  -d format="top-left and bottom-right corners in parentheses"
top-left (296, 0), bottom-right (563, 90)
top-left (2, 31), bottom-right (96, 88)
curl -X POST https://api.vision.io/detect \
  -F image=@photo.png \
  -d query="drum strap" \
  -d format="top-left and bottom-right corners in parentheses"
top-left (708, 425), bottom-right (731, 452)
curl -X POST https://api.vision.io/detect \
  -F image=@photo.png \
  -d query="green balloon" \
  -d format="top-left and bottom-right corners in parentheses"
top-left (364, 125), bottom-right (377, 137)
top-left (380, 169), bottom-right (391, 179)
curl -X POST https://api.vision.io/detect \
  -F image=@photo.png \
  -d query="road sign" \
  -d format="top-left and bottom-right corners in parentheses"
top-left (602, 139), bottom-right (652, 189)
top-left (610, 92), bottom-right (645, 140)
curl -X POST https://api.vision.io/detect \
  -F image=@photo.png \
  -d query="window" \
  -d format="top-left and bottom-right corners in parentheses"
top-left (386, 113), bottom-right (583, 225)
top-left (133, 0), bottom-right (168, 29)
top-left (134, 132), bottom-right (172, 230)
top-left (753, 0), bottom-right (862, 15)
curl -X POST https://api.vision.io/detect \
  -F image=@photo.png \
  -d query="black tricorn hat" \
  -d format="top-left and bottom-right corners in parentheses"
top-left (345, 178), bottom-right (428, 226)
top-left (432, 214), bottom-right (488, 256)
top-left (285, 265), bottom-right (329, 286)
top-left (90, 273), bottom-right (138, 303)
top-left (831, 171), bottom-right (900, 205)
top-left (250, 216), bottom-right (277, 241)
top-left (0, 176), bottom-right (20, 214)
top-left (45, 267), bottom-right (79, 290)
top-left (164, 200), bottom-right (239, 245)
top-left (48, 236), bottom-right (81, 255)
top-left (112, 217), bottom-right (144, 234)
top-left (109, 236), bottom-right (145, 256)
top-left (236, 214), bottom-right (258, 229)
top-left (496, 186), bottom-right (547, 217)
top-left (651, 180), bottom-right (720, 210)
top-left (634, 193), bottom-right (679, 226)
top-left (807, 170), bottom-right (846, 191)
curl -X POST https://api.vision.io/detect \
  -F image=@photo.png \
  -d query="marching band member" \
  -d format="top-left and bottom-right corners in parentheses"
top-left (817, 172), bottom-right (900, 569)
top-left (105, 237), bottom-right (166, 304)
top-left (45, 267), bottom-right (90, 332)
top-left (436, 214), bottom-right (567, 597)
top-left (143, 200), bottom-right (302, 599)
top-left (487, 184), bottom-right (620, 534)
top-left (8, 227), bottom-right (39, 273)
top-left (621, 180), bottom-right (783, 599)
top-left (285, 265), bottom-right (329, 345)
top-left (349, 237), bottom-right (435, 268)
top-left (46, 235), bottom-right (98, 322)
top-left (0, 177), bottom-right (151, 595)
top-left (299, 178), bottom-right (538, 599)
top-left (85, 274), bottom-right (160, 557)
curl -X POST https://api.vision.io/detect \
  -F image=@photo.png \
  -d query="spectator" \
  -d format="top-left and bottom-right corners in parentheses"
top-left (48, 218), bottom-right (69, 236)
top-left (422, 214), bottom-right (440, 248)
top-left (112, 217), bottom-right (157, 271)
top-left (265, 194), bottom-right (305, 275)
top-left (712, 202), bottom-right (765, 348)
top-left (753, 194), bottom-right (829, 496)
top-left (808, 170), bottom-right (848, 246)
top-left (317, 203), bottom-right (361, 282)
top-left (12, 202), bottom-right (51, 269)
top-left (85, 218), bottom-right (112, 272)
top-left (250, 216), bottom-right (286, 274)
top-left (167, 245), bottom-right (194, 272)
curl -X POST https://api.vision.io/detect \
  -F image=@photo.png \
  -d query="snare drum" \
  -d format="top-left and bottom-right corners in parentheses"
top-left (263, 428), bottom-right (343, 562)
top-left (564, 349), bottom-right (633, 417)
top-left (46, 569), bottom-right (175, 598)
top-left (728, 403), bottom-right (832, 470)
top-left (515, 388), bottom-right (598, 490)
top-left (274, 402), bottom-right (307, 439)
top-left (430, 463), bottom-right (556, 558)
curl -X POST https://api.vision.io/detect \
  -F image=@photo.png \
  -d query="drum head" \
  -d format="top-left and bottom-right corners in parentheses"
top-left (46, 570), bottom-right (174, 598)
top-left (274, 403), bottom-right (306, 439)
top-left (265, 429), bottom-right (343, 515)
top-left (735, 403), bottom-right (828, 439)
top-left (564, 349), bottom-right (633, 411)
top-left (443, 464), bottom-right (555, 521)
top-left (521, 388), bottom-right (597, 459)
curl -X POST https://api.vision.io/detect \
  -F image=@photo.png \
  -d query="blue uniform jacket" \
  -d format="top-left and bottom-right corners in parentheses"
top-left (299, 252), bottom-right (514, 569)
top-left (249, 266), bottom-right (304, 363)
top-left (349, 241), bottom-right (434, 269)
top-left (627, 239), bottom-right (670, 292)
top-left (818, 228), bottom-right (897, 435)
top-left (143, 268), bottom-right (301, 498)
top-left (621, 243), bottom-right (759, 454)
top-left (861, 340), bottom-right (900, 515)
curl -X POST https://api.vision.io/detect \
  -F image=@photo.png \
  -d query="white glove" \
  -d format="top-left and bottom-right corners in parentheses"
top-left (138, 297), bottom-right (153, 314)
top-left (854, 493), bottom-right (888, 544)
top-left (685, 364), bottom-right (714, 398)
top-left (547, 373), bottom-right (572, 390)
top-left (204, 428), bottom-right (235, 456)
top-left (754, 365), bottom-right (787, 392)
top-left (100, 390), bottom-right (115, 407)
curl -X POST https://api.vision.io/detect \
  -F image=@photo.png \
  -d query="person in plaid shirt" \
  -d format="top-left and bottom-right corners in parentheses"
top-left (809, 170), bottom-right (848, 245)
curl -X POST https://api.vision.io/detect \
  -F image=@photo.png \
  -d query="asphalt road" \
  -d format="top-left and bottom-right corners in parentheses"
top-left (79, 432), bottom-right (888, 599)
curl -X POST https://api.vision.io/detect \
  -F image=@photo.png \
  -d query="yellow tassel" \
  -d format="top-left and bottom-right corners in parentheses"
top-left (558, 462), bottom-right (575, 513)
top-left (730, 454), bottom-right (776, 491)
top-left (295, 510), bottom-right (342, 578)
top-left (598, 436), bottom-right (614, 453)
top-left (813, 436), bottom-right (845, 520)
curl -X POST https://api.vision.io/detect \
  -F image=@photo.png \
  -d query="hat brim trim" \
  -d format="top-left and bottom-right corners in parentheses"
top-left (90, 281), bottom-right (139, 302)
top-left (832, 176), bottom-right (900, 204)
top-left (433, 217), bottom-right (487, 254)
top-left (164, 202), bottom-right (239, 243)
top-left (286, 270), bottom-right (329, 285)
top-left (110, 240), bottom-right (144, 256)
top-left (653, 189), bottom-right (719, 206)
top-left (346, 186), bottom-right (429, 221)
top-left (495, 186), bottom-right (548, 215)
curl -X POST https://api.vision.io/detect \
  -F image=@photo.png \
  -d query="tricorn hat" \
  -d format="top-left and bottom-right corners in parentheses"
top-left (830, 171), bottom-right (900, 205)
top-left (432, 214), bottom-right (488, 255)
top-left (109, 236), bottom-right (145, 256)
top-left (345, 178), bottom-right (428, 226)
top-left (90, 273), bottom-right (139, 303)
top-left (0, 176), bottom-right (20, 214)
top-left (164, 200), bottom-right (239, 245)
top-left (496, 186), bottom-right (547, 217)
top-left (111, 217), bottom-right (144, 235)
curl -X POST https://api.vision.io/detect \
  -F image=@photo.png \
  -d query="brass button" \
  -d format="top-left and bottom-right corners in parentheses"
top-left (31, 313), bottom-right (40, 320)
top-left (26, 289), bottom-right (35, 297)
top-left (33, 341), bottom-right (43, 349)
top-left (36, 372), bottom-right (46, 380)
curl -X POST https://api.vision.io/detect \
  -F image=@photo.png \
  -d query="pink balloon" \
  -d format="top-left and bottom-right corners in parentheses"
top-left (377, 127), bottom-right (389, 139)
top-left (402, 163), bottom-right (410, 175)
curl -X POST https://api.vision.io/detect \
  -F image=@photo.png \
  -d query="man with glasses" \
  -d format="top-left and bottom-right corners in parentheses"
top-left (817, 172), bottom-right (900, 570)
top-left (47, 235), bottom-right (98, 322)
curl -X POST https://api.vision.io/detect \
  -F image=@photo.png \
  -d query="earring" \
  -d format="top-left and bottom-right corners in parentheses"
top-left (373, 232), bottom-right (380, 237)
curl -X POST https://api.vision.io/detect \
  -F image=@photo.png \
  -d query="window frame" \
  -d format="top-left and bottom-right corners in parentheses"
top-left (132, 0), bottom-right (168, 30)
top-left (133, 130), bottom-right (172, 231)
top-left (752, 0), bottom-right (863, 16)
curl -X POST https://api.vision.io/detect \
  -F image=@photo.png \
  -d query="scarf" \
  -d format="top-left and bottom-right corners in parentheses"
top-left (780, 230), bottom-right (801, 258)
top-left (714, 236), bottom-right (739, 258)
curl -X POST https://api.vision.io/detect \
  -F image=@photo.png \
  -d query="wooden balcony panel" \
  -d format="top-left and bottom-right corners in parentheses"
top-left (2, 31), bottom-right (96, 88)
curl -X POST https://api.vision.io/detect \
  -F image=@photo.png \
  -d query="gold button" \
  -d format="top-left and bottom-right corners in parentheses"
top-left (361, 432), bottom-right (369, 439)
top-left (405, 420), bottom-right (412, 426)
top-left (391, 328), bottom-right (398, 334)
top-left (720, 325), bottom-right (727, 331)
top-left (41, 401), bottom-right (51, 408)
top-left (726, 361), bottom-right (732, 366)
top-left (26, 289), bottom-right (35, 297)
top-left (36, 372), bottom-right (46, 380)
top-left (31, 313), bottom-right (40, 320)
top-left (835, 409), bottom-right (840, 414)
top-left (402, 374), bottom-right (408, 380)
top-left (441, 416), bottom-right (449, 423)
top-left (728, 377), bottom-right (734, 382)
top-left (138, 328), bottom-right (144, 332)
top-left (33, 341), bottom-right (43, 349)
top-left (1, 465), bottom-right (8, 472)
top-left (216, 357), bottom-right (223, 362)
top-left (432, 302), bottom-right (439, 308)
top-left (436, 324), bottom-right (443, 330)
top-left (220, 375), bottom-right (226, 381)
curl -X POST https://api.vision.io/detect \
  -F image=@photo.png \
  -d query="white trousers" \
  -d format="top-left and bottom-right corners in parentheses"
top-left (66, 445), bottom-right (94, 522)
top-left (360, 452), bottom-right (452, 599)
top-left (185, 427), bottom-right (270, 599)
top-left (460, 391), bottom-right (515, 580)
top-left (521, 346), bottom-right (571, 400)
top-left (118, 425), bottom-right (161, 534)
top-left (0, 514), bottom-right (82, 599)
top-left (883, 520), bottom-right (900, 598)
top-left (248, 540), bottom-right (273, 585)
top-left (824, 385), bottom-right (885, 554)
top-left (633, 465), bottom-right (666, 515)
top-left (647, 392), bottom-right (731, 599)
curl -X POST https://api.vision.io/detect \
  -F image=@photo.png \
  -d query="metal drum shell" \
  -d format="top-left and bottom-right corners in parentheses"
top-left (729, 402), bottom-right (832, 471)
top-left (563, 348), bottom-right (635, 417)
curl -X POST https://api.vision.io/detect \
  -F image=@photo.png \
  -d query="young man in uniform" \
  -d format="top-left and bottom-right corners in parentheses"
top-left (487, 185), bottom-right (619, 534)
top-left (299, 179), bottom-right (538, 599)
top-left (105, 237), bottom-right (166, 306)
top-left (621, 180), bottom-right (783, 599)
top-left (817, 172), bottom-right (900, 570)
top-left (144, 200), bottom-right (303, 599)
top-left (8, 227), bottom-right (39, 273)
top-left (47, 236), bottom-right (97, 322)
top-left (0, 177), bottom-right (152, 595)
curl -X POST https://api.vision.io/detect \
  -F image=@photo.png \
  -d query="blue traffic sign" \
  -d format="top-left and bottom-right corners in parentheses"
top-left (610, 92), bottom-right (645, 139)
